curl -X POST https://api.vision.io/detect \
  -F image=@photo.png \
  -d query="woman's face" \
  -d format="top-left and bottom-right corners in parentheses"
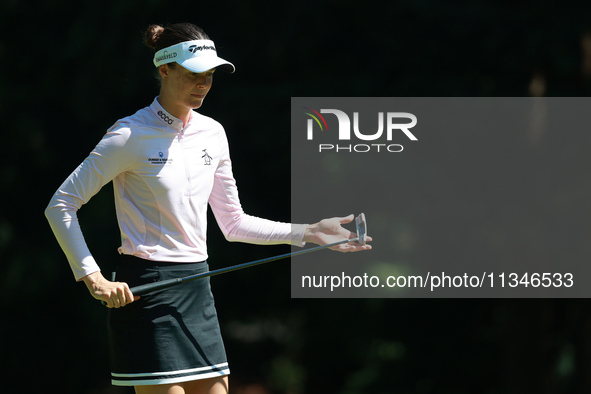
top-left (160, 64), bottom-right (215, 110)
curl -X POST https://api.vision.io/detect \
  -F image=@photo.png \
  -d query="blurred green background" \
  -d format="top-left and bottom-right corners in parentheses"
top-left (2, 0), bottom-right (591, 393)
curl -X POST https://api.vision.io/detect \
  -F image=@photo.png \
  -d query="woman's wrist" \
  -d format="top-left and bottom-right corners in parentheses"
top-left (81, 270), bottom-right (104, 289)
top-left (303, 222), bottom-right (319, 244)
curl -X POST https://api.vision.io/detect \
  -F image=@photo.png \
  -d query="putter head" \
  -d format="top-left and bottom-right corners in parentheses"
top-left (355, 213), bottom-right (367, 245)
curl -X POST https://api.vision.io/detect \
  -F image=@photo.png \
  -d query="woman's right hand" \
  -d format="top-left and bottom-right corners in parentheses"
top-left (81, 271), bottom-right (139, 308)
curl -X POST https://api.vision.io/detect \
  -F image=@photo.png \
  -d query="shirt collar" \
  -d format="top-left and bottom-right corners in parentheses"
top-left (149, 97), bottom-right (186, 132)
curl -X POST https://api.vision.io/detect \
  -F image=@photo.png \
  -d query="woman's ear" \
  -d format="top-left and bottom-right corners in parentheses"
top-left (158, 64), bottom-right (169, 79)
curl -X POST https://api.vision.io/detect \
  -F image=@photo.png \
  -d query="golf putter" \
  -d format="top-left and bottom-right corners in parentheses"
top-left (103, 213), bottom-right (368, 301)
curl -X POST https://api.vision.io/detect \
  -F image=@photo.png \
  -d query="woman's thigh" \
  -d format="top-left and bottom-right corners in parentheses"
top-left (134, 376), bottom-right (229, 394)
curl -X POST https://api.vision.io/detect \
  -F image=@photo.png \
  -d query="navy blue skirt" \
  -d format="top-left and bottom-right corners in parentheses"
top-left (107, 255), bottom-right (229, 386)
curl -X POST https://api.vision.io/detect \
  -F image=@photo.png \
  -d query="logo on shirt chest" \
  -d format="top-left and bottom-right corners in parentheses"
top-left (148, 151), bottom-right (174, 165)
top-left (202, 149), bottom-right (212, 165)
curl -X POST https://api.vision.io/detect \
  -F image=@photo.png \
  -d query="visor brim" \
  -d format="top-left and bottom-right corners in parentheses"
top-left (177, 57), bottom-right (235, 74)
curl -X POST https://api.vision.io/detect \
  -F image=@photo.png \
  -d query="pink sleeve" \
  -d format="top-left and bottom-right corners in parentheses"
top-left (45, 126), bottom-right (137, 281)
top-left (208, 129), bottom-right (307, 246)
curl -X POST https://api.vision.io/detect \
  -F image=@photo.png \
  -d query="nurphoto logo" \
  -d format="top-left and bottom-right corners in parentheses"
top-left (304, 107), bottom-right (418, 153)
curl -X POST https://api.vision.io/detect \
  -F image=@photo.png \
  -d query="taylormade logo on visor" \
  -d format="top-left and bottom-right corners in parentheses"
top-left (304, 108), bottom-right (418, 153)
top-left (189, 44), bottom-right (216, 53)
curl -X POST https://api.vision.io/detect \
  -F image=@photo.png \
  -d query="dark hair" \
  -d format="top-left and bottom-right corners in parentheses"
top-left (144, 23), bottom-right (210, 52)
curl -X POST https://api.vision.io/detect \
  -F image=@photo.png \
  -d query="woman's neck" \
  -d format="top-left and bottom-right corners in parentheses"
top-left (157, 94), bottom-right (191, 127)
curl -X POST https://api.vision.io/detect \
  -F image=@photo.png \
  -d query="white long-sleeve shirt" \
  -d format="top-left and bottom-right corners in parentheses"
top-left (46, 98), bottom-right (306, 281)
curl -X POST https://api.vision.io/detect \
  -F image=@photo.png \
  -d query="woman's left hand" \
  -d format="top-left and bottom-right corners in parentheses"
top-left (303, 214), bottom-right (372, 252)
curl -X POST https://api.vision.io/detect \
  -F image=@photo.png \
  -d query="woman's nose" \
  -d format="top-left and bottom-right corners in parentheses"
top-left (196, 76), bottom-right (210, 88)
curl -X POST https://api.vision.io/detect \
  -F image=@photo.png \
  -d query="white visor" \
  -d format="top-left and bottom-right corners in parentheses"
top-left (153, 39), bottom-right (235, 73)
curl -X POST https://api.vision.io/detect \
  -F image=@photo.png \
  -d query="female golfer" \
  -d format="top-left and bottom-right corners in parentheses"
top-left (45, 23), bottom-right (370, 394)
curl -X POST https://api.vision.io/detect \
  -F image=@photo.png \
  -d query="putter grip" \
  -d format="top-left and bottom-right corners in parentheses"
top-left (129, 277), bottom-right (183, 296)
top-left (100, 278), bottom-right (183, 306)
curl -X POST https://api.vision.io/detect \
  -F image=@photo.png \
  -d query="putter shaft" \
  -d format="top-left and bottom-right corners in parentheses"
top-left (101, 213), bottom-right (367, 302)
top-left (130, 236), bottom-right (359, 296)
